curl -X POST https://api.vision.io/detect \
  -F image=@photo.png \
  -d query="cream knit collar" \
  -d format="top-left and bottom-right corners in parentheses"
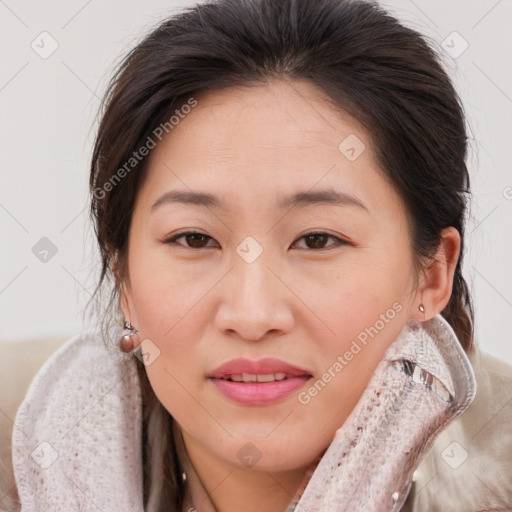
top-left (12, 314), bottom-right (476, 511)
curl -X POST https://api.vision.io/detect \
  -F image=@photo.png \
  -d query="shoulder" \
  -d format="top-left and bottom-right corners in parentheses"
top-left (11, 328), bottom-right (144, 511)
top-left (13, 328), bottom-right (139, 435)
top-left (404, 349), bottom-right (512, 512)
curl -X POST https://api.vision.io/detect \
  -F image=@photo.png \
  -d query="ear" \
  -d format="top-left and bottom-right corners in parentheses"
top-left (119, 281), bottom-right (134, 321)
top-left (416, 226), bottom-right (461, 321)
top-left (113, 250), bottom-right (138, 326)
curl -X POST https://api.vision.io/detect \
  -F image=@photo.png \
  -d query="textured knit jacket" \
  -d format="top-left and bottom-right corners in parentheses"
top-left (8, 315), bottom-right (512, 511)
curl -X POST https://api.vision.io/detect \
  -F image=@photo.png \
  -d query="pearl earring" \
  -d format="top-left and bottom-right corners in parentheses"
top-left (119, 320), bottom-right (140, 352)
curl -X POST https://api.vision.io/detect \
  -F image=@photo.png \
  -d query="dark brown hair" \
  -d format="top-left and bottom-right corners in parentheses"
top-left (86, 0), bottom-right (475, 509)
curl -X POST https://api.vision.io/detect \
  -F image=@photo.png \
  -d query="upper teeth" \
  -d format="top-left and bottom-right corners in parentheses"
top-left (223, 372), bottom-right (288, 382)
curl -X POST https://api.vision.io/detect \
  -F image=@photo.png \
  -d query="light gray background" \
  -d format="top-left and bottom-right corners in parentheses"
top-left (1, 1), bottom-right (511, 365)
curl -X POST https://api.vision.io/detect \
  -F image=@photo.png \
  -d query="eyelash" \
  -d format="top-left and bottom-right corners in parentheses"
top-left (163, 230), bottom-right (349, 250)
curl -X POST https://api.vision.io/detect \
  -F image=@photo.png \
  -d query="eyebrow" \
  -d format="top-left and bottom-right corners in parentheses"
top-left (150, 188), bottom-right (369, 213)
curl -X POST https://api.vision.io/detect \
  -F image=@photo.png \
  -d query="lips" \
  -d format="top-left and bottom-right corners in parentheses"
top-left (208, 357), bottom-right (313, 405)
top-left (208, 357), bottom-right (312, 380)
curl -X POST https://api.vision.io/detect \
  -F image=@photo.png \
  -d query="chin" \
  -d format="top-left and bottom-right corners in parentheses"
top-left (214, 435), bottom-right (321, 473)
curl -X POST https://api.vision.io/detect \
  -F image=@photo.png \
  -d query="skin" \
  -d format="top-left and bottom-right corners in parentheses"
top-left (119, 78), bottom-right (460, 512)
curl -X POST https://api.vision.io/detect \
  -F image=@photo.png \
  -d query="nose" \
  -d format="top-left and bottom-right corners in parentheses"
top-left (213, 255), bottom-right (294, 342)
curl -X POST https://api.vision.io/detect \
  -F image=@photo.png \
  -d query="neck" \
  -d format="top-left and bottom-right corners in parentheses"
top-left (174, 422), bottom-right (318, 512)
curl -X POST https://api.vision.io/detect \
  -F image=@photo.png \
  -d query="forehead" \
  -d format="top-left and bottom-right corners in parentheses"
top-left (170, 79), bottom-right (372, 154)
top-left (138, 79), bottom-right (399, 216)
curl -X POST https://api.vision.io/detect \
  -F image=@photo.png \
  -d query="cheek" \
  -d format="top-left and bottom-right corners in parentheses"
top-left (301, 303), bottom-right (408, 435)
top-left (139, 314), bottom-right (207, 430)
top-left (299, 257), bottom-right (410, 412)
top-left (128, 242), bottom-right (212, 337)
top-left (297, 254), bottom-right (405, 339)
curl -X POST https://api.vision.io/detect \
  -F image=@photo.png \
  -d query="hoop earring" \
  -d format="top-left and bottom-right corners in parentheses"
top-left (119, 320), bottom-right (140, 353)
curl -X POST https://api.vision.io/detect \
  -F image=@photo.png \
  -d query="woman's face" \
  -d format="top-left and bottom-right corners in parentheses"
top-left (120, 79), bottom-right (421, 473)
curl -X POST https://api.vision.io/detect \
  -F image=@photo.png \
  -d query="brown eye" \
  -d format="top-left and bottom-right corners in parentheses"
top-left (184, 233), bottom-right (211, 248)
top-left (164, 231), bottom-right (217, 249)
top-left (293, 232), bottom-right (347, 250)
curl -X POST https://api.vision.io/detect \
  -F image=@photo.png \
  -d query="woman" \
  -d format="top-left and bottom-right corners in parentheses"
top-left (7, 0), bottom-right (512, 510)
